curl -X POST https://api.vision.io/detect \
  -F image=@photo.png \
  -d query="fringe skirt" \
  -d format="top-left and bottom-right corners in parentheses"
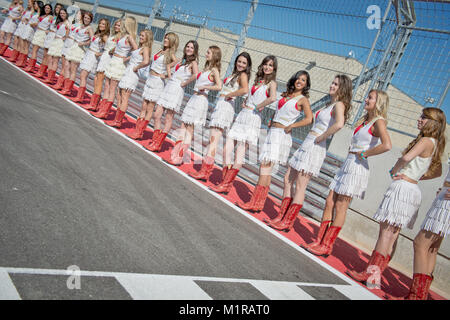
top-left (420, 188), bottom-right (450, 237)
top-left (80, 50), bottom-right (100, 73)
top-left (329, 153), bottom-right (370, 199)
top-left (258, 127), bottom-right (292, 165)
top-left (20, 25), bottom-right (35, 42)
top-left (373, 179), bottom-right (421, 230)
top-left (227, 108), bottom-right (262, 146)
top-left (156, 78), bottom-right (185, 112)
top-left (47, 38), bottom-right (64, 57)
top-left (142, 74), bottom-right (165, 102)
top-left (105, 56), bottom-right (127, 81)
top-left (43, 31), bottom-right (56, 49)
top-left (180, 94), bottom-right (209, 126)
top-left (65, 43), bottom-right (85, 63)
top-left (209, 97), bottom-right (235, 130)
top-left (118, 65), bottom-right (140, 92)
top-left (61, 38), bottom-right (74, 57)
top-left (0, 18), bottom-right (17, 34)
top-left (13, 22), bottom-right (24, 37)
top-left (96, 51), bottom-right (112, 73)
top-left (31, 29), bottom-right (46, 47)
top-left (289, 133), bottom-right (327, 177)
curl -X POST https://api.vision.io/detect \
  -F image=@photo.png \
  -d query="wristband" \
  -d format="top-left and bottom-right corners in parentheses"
top-left (360, 152), bottom-right (367, 160)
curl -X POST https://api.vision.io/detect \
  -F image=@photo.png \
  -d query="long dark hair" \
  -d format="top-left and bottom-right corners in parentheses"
top-left (282, 70), bottom-right (311, 98)
top-left (181, 40), bottom-right (199, 66)
top-left (254, 55), bottom-right (277, 86)
top-left (230, 51), bottom-right (252, 87)
top-left (42, 3), bottom-right (52, 16)
top-left (55, 8), bottom-right (67, 25)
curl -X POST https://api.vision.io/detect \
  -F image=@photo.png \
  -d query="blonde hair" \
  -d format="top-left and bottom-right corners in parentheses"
top-left (163, 32), bottom-right (179, 65)
top-left (110, 19), bottom-right (121, 38)
top-left (404, 107), bottom-right (447, 177)
top-left (140, 29), bottom-right (153, 50)
top-left (205, 45), bottom-right (222, 74)
top-left (120, 16), bottom-right (137, 39)
top-left (357, 89), bottom-right (389, 126)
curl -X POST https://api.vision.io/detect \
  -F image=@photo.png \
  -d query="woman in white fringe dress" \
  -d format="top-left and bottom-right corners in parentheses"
top-left (237, 70), bottom-right (313, 215)
top-left (145, 40), bottom-right (199, 153)
top-left (24, 3), bottom-right (52, 73)
top-left (84, 19), bottom-right (121, 111)
top-left (166, 45), bottom-right (223, 166)
top-left (72, 18), bottom-right (110, 103)
top-left (306, 89), bottom-right (392, 258)
top-left (188, 51), bottom-right (251, 181)
top-left (104, 29), bottom-right (153, 128)
top-left (91, 16), bottom-right (138, 119)
top-left (16, 1), bottom-right (40, 68)
top-left (209, 55), bottom-right (278, 195)
top-left (127, 32), bottom-right (179, 140)
top-left (0, 0), bottom-right (23, 56)
top-left (350, 107), bottom-right (446, 299)
top-left (8, 0), bottom-right (30, 63)
top-left (44, 8), bottom-right (70, 85)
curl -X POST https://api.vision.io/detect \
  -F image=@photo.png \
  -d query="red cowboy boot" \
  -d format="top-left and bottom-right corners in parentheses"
top-left (406, 273), bottom-right (434, 300)
top-left (0, 43), bottom-right (7, 56)
top-left (84, 94), bottom-right (101, 110)
top-left (264, 197), bottom-right (292, 225)
top-left (300, 220), bottom-right (332, 251)
top-left (73, 86), bottom-right (86, 103)
top-left (167, 143), bottom-right (189, 166)
top-left (60, 79), bottom-right (74, 96)
top-left (15, 53), bottom-right (25, 66)
top-left (104, 109), bottom-right (126, 128)
top-left (268, 203), bottom-right (302, 232)
top-left (43, 69), bottom-right (56, 84)
top-left (346, 251), bottom-right (387, 283)
top-left (209, 168), bottom-right (239, 194)
top-left (189, 156), bottom-right (215, 181)
top-left (91, 100), bottom-right (113, 119)
top-left (236, 185), bottom-right (270, 212)
top-left (306, 226), bottom-right (341, 258)
top-left (145, 129), bottom-right (161, 150)
top-left (52, 74), bottom-right (65, 90)
top-left (127, 118), bottom-right (149, 140)
top-left (7, 49), bottom-right (19, 62)
top-left (24, 58), bottom-right (37, 73)
top-left (35, 64), bottom-right (48, 78)
top-left (146, 131), bottom-right (169, 152)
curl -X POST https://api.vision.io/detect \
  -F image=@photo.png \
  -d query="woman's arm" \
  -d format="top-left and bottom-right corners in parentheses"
top-left (358, 118), bottom-right (392, 160)
top-left (224, 73), bottom-right (249, 100)
top-left (314, 102), bottom-right (346, 144)
top-left (256, 80), bottom-right (277, 111)
top-left (285, 97), bottom-right (313, 133)
top-left (79, 27), bottom-right (93, 47)
top-left (199, 68), bottom-right (222, 92)
top-left (181, 61), bottom-right (199, 87)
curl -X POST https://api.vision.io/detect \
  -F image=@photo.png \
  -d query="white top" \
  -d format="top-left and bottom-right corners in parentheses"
top-left (74, 25), bottom-right (90, 43)
top-left (114, 36), bottom-right (131, 57)
top-left (349, 117), bottom-right (383, 153)
top-left (399, 138), bottom-right (436, 181)
top-left (37, 15), bottom-right (52, 30)
top-left (171, 62), bottom-right (192, 82)
top-left (54, 23), bottom-right (68, 38)
top-left (150, 50), bottom-right (167, 75)
top-left (246, 81), bottom-right (269, 110)
top-left (21, 10), bottom-right (33, 24)
top-left (219, 75), bottom-right (240, 101)
top-left (128, 48), bottom-right (143, 67)
top-left (194, 70), bottom-right (214, 94)
top-left (28, 12), bottom-right (39, 27)
top-left (272, 94), bottom-right (303, 127)
top-left (68, 24), bottom-right (80, 40)
top-left (311, 102), bottom-right (337, 135)
top-left (104, 35), bottom-right (117, 53)
top-left (8, 5), bottom-right (21, 20)
top-left (49, 17), bottom-right (58, 32)
top-left (88, 35), bottom-right (104, 53)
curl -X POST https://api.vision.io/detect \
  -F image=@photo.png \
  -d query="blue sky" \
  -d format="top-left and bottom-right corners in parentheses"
top-left (92, 0), bottom-right (449, 120)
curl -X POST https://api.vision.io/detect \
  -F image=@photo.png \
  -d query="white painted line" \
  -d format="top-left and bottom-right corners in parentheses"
top-left (0, 270), bottom-right (21, 300)
top-left (333, 284), bottom-right (380, 300)
top-left (1, 57), bottom-right (379, 299)
top-left (115, 273), bottom-right (212, 300)
top-left (250, 281), bottom-right (315, 300)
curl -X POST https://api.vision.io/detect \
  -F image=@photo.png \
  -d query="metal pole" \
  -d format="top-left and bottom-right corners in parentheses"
top-left (437, 79), bottom-right (450, 109)
top-left (92, 0), bottom-right (100, 19)
top-left (147, 0), bottom-right (162, 29)
top-left (224, 0), bottom-right (258, 78)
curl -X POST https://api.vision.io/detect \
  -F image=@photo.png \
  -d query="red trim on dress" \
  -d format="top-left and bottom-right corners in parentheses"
top-left (208, 72), bottom-right (214, 82)
top-left (196, 72), bottom-right (202, 80)
top-left (175, 63), bottom-right (181, 71)
top-left (353, 122), bottom-right (365, 135)
top-left (278, 97), bottom-right (287, 110)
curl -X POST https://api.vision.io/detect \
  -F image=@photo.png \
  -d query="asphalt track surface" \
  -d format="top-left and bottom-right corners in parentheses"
top-left (0, 56), bottom-right (386, 301)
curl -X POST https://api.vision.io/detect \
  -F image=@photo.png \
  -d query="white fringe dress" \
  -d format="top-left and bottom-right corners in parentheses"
top-left (118, 47), bottom-right (143, 92)
top-left (156, 62), bottom-right (192, 113)
top-left (65, 25), bottom-right (91, 64)
top-left (31, 15), bottom-right (53, 48)
top-left (1, 5), bottom-right (21, 34)
top-left (105, 36), bottom-right (132, 81)
top-left (289, 102), bottom-right (336, 177)
top-left (142, 50), bottom-right (167, 102)
top-left (19, 12), bottom-right (39, 42)
top-left (61, 24), bottom-right (79, 57)
top-left (43, 16), bottom-right (57, 49)
top-left (79, 36), bottom-right (105, 73)
top-left (96, 35), bottom-right (117, 73)
top-left (209, 76), bottom-right (241, 130)
top-left (259, 95), bottom-right (304, 165)
top-left (329, 117), bottom-right (384, 199)
top-left (13, 10), bottom-right (31, 39)
top-left (47, 23), bottom-right (68, 58)
top-left (373, 138), bottom-right (437, 230)
top-left (421, 168), bottom-right (450, 237)
top-left (227, 81), bottom-right (269, 146)
top-left (180, 70), bottom-right (215, 126)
